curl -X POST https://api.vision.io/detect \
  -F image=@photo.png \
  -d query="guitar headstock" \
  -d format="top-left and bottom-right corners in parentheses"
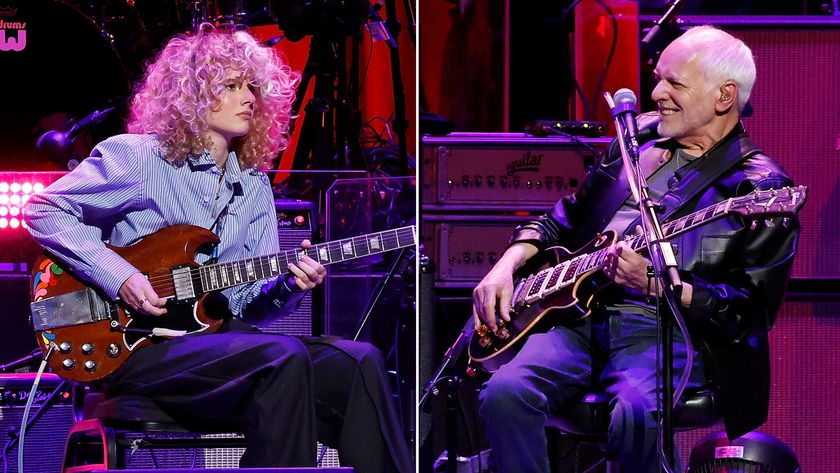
top-left (729, 185), bottom-right (808, 218)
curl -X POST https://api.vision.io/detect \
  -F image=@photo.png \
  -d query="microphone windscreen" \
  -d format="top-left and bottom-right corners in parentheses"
top-left (614, 88), bottom-right (638, 106)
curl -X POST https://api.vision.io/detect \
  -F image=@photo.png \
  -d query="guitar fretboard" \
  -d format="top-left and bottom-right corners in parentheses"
top-left (515, 185), bottom-right (806, 306)
top-left (197, 226), bottom-right (416, 292)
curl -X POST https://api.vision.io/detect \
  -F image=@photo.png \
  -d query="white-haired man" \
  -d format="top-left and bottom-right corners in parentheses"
top-left (474, 25), bottom-right (799, 472)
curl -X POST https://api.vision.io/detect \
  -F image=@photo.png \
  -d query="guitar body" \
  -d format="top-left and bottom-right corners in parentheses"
top-left (468, 232), bottom-right (617, 372)
top-left (31, 225), bottom-right (224, 383)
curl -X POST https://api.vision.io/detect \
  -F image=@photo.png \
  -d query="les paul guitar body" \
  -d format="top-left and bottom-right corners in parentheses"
top-left (467, 233), bottom-right (616, 373)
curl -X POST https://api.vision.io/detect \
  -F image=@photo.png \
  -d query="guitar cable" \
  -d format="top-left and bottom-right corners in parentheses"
top-left (16, 342), bottom-right (56, 473)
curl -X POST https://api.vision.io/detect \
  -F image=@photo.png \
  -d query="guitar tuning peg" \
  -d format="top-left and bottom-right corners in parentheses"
top-left (750, 220), bottom-right (759, 231)
top-left (764, 218), bottom-right (775, 228)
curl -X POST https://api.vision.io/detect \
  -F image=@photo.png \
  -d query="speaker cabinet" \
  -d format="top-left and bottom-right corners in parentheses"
top-left (661, 17), bottom-right (840, 279)
top-left (261, 199), bottom-right (319, 337)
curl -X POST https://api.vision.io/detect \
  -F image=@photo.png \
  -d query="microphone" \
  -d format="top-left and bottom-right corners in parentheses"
top-left (641, 0), bottom-right (686, 56)
top-left (36, 106), bottom-right (118, 167)
top-left (610, 88), bottom-right (641, 159)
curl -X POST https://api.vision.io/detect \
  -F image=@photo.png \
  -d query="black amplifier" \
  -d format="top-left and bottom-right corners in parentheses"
top-left (0, 373), bottom-right (74, 473)
top-left (421, 133), bottom-right (610, 211)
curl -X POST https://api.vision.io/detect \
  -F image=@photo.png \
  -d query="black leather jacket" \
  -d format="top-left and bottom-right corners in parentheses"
top-left (510, 119), bottom-right (800, 438)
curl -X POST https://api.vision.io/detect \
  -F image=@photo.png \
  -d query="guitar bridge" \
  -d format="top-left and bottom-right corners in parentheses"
top-left (31, 287), bottom-right (111, 330)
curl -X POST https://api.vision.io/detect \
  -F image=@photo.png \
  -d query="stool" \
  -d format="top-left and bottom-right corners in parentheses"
top-left (62, 393), bottom-right (247, 473)
top-left (546, 388), bottom-right (719, 473)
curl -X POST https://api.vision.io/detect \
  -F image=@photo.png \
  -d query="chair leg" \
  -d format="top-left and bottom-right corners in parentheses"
top-left (62, 418), bottom-right (118, 473)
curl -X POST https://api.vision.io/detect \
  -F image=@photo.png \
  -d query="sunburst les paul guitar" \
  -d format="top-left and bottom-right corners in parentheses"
top-left (468, 186), bottom-right (807, 373)
top-left (30, 224), bottom-right (416, 383)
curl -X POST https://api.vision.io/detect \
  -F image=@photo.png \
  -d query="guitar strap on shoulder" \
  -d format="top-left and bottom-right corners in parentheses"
top-left (649, 123), bottom-right (762, 222)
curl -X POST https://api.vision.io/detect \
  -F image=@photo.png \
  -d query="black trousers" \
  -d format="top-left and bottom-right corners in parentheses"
top-left (103, 319), bottom-right (414, 473)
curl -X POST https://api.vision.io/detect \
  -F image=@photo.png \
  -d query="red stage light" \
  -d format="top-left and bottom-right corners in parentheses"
top-left (0, 195), bottom-right (7, 205)
top-left (0, 207), bottom-right (6, 217)
top-left (9, 218), bottom-right (19, 229)
top-left (9, 183), bottom-right (20, 193)
top-left (10, 195), bottom-right (20, 205)
top-left (33, 183), bottom-right (45, 193)
top-left (0, 218), bottom-right (7, 228)
top-left (0, 182), bottom-right (8, 193)
top-left (21, 182), bottom-right (33, 194)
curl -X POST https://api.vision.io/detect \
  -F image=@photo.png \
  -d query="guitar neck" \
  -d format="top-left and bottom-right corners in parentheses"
top-left (198, 226), bottom-right (416, 292)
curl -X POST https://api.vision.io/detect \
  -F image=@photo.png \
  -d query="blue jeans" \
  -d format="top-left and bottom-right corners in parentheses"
top-left (479, 311), bottom-right (705, 473)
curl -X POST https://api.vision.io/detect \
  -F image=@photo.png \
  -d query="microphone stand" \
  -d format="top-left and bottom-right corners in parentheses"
top-left (605, 92), bottom-right (682, 471)
top-left (419, 318), bottom-right (474, 473)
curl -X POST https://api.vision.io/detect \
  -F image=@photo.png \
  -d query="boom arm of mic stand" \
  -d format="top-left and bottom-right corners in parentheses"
top-left (604, 92), bottom-right (682, 295)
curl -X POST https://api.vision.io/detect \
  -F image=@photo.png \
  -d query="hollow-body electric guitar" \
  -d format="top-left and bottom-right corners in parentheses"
top-left (30, 224), bottom-right (416, 383)
top-left (468, 186), bottom-right (807, 373)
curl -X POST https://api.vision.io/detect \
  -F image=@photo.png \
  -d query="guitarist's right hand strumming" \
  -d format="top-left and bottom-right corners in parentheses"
top-left (472, 242), bottom-right (538, 333)
top-left (119, 272), bottom-right (168, 316)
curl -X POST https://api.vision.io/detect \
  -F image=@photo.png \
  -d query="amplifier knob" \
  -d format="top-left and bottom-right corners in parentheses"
top-left (84, 361), bottom-right (97, 372)
top-left (512, 177), bottom-right (521, 188)
top-left (62, 359), bottom-right (76, 370)
top-left (81, 343), bottom-right (94, 355)
top-left (487, 176), bottom-right (496, 187)
top-left (475, 252), bottom-right (484, 264)
top-left (59, 342), bottom-right (72, 354)
top-left (474, 175), bottom-right (483, 187)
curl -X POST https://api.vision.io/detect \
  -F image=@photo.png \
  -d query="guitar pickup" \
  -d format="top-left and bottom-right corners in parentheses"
top-left (31, 287), bottom-right (111, 331)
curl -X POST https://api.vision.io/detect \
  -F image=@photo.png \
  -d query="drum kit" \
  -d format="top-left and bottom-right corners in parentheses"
top-left (0, 0), bottom-right (282, 171)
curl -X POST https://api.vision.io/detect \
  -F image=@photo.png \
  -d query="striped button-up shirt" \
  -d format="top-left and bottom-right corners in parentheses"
top-left (25, 133), bottom-right (298, 323)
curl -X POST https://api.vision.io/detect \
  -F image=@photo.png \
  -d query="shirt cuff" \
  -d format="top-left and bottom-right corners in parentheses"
top-left (88, 250), bottom-right (141, 300)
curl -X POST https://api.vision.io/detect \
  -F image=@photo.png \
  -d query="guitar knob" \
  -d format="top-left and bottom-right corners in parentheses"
top-left (495, 327), bottom-right (510, 340)
top-left (107, 344), bottom-right (122, 358)
top-left (84, 361), bottom-right (97, 372)
top-left (62, 359), bottom-right (76, 370)
top-left (478, 336), bottom-right (493, 348)
top-left (81, 343), bottom-right (94, 355)
top-left (59, 342), bottom-right (72, 354)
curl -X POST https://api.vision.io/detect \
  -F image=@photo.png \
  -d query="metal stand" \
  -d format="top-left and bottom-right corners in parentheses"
top-left (605, 91), bottom-right (684, 471)
top-left (379, 0), bottom-right (411, 175)
top-left (419, 317), bottom-right (474, 473)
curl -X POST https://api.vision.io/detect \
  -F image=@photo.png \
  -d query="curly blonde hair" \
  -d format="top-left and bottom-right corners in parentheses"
top-left (127, 24), bottom-right (299, 168)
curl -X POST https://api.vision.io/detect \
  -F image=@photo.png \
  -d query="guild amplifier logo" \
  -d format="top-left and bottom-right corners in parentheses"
top-left (505, 151), bottom-right (543, 176)
top-left (0, 6), bottom-right (26, 52)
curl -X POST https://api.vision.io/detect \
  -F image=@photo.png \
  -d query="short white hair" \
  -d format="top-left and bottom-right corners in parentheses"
top-left (676, 25), bottom-right (756, 112)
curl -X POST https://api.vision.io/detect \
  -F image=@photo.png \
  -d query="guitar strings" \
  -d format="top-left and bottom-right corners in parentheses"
top-left (131, 227), bottom-right (415, 297)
